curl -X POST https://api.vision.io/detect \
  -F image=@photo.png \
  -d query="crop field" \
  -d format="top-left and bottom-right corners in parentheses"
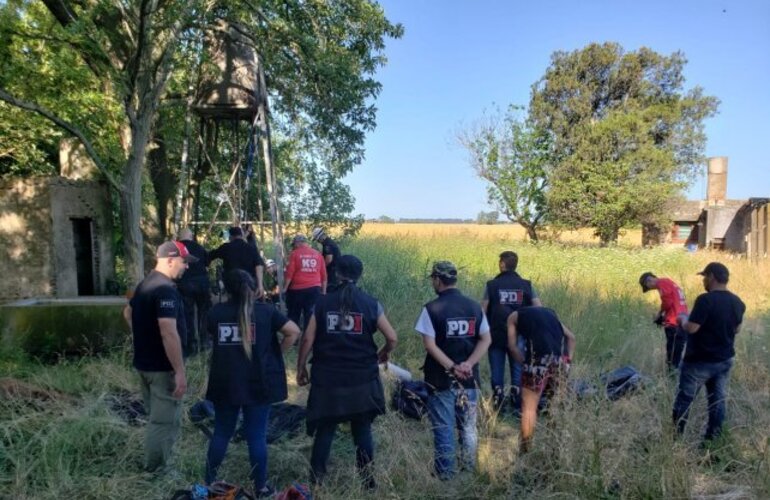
top-left (1, 223), bottom-right (769, 499)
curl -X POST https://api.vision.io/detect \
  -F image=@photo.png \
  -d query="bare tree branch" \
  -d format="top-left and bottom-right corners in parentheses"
top-left (0, 87), bottom-right (122, 192)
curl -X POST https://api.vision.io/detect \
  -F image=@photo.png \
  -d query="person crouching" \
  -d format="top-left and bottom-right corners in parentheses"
top-left (507, 306), bottom-right (575, 453)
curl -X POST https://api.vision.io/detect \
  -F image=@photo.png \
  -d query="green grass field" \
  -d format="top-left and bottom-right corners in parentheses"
top-left (2, 225), bottom-right (769, 499)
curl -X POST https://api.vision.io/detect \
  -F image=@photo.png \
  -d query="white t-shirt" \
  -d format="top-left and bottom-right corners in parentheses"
top-left (414, 307), bottom-right (490, 338)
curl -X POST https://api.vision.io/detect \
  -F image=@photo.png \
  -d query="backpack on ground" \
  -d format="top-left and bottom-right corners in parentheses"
top-left (601, 366), bottom-right (650, 400)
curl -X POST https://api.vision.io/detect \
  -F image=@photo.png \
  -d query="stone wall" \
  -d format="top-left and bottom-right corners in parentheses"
top-left (49, 178), bottom-right (115, 297)
top-left (702, 201), bottom-right (747, 251)
top-left (0, 179), bottom-right (55, 300)
top-left (0, 177), bottom-right (114, 301)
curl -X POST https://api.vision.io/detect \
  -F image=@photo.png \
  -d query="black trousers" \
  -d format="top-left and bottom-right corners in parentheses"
top-left (286, 286), bottom-right (321, 332)
top-left (664, 325), bottom-right (687, 369)
top-left (180, 279), bottom-right (211, 355)
top-left (310, 418), bottom-right (374, 485)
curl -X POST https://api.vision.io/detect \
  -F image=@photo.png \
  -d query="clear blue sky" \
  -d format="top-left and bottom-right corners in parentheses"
top-left (345, 0), bottom-right (770, 219)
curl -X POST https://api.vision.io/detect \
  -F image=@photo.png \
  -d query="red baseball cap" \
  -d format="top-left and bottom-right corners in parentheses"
top-left (156, 241), bottom-right (199, 263)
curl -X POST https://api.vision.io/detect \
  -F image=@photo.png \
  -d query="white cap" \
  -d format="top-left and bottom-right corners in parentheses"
top-left (311, 227), bottom-right (325, 241)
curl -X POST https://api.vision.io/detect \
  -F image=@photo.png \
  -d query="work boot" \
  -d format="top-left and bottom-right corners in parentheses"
top-left (510, 386), bottom-right (521, 416)
top-left (492, 386), bottom-right (505, 412)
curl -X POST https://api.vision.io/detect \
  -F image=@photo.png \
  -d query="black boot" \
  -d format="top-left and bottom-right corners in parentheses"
top-left (492, 386), bottom-right (505, 412)
top-left (510, 386), bottom-right (522, 417)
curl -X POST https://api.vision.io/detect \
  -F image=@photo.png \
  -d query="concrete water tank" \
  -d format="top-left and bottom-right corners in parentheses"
top-left (707, 157), bottom-right (728, 205)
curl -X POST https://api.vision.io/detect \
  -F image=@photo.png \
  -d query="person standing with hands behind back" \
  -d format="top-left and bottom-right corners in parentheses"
top-left (415, 261), bottom-right (491, 480)
top-left (297, 255), bottom-right (397, 488)
top-left (204, 269), bottom-right (300, 497)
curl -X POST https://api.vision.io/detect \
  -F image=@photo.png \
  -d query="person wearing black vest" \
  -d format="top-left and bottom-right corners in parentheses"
top-left (123, 240), bottom-right (196, 472)
top-left (178, 228), bottom-right (212, 355)
top-left (674, 262), bottom-right (745, 444)
top-left (507, 306), bottom-right (575, 453)
top-left (415, 261), bottom-right (491, 480)
top-left (296, 255), bottom-right (398, 488)
top-left (204, 269), bottom-right (300, 497)
top-left (481, 251), bottom-right (541, 413)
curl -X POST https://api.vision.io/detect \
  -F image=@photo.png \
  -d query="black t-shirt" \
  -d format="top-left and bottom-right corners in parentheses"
top-left (130, 270), bottom-right (187, 371)
top-left (515, 307), bottom-right (566, 366)
top-left (208, 239), bottom-right (265, 279)
top-left (321, 238), bottom-right (341, 283)
top-left (206, 301), bottom-right (290, 405)
top-left (179, 239), bottom-right (209, 283)
top-left (684, 290), bottom-right (745, 363)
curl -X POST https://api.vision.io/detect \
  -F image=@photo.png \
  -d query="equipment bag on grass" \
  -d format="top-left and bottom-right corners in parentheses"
top-left (391, 380), bottom-right (430, 420)
top-left (601, 366), bottom-right (650, 400)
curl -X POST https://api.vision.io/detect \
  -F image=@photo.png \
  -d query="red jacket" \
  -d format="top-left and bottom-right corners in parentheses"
top-left (285, 245), bottom-right (327, 290)
top-left (657, 278), bottom-right (688, 327)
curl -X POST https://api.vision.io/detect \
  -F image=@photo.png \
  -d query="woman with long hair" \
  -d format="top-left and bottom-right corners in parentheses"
top-left (297, 255), bottom-right (398, 489)
top-left (205, 269), bottom-right (300, 497)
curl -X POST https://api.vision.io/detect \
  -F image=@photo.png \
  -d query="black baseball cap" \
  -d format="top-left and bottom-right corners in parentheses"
top-left (337, 254), bottom-right (364, 281)
top-left (697, 262), bottom-right (729, 283)
top-left (228, 226), bottom-right (243, 237)
top-left (156, 241), bottom-right (199, 263)
top-left (639, 272), bottom-right (656, 292)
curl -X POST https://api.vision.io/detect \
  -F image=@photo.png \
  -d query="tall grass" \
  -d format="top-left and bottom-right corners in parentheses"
top-left (1, 224), bottom-right (768, 499)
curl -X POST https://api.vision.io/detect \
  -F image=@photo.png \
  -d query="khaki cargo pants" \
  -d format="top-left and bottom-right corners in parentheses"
top-left (137, 370), bottom-right (182, 472)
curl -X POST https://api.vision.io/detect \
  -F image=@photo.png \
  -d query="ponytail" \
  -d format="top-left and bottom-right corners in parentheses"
top-left (223, 269), bottom-right (256, 360)
top-left (335, 255), bottom-right (364, 317)
top-left (338, 279), bottom-right (355, 318)
top-left (238, 280), bottom-right (253, 360)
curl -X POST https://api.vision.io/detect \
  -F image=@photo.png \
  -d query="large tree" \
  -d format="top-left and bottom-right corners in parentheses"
top-left (458, 107), bottom-right (552, 241)
top-left (530, 42), bottom-right (718, 244)
top-left (0, 0), bottom-right (402, 283)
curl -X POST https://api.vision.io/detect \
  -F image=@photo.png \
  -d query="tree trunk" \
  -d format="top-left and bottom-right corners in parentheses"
top-left (122, 113), bottom-right (154, 286)
top-left (522, 223), bottom-right (539, 242)
top-left (598, 226), bottom-right (620, 246)
top-left (148, 131), bottom-right (177, 240)
top-left (121, 159), bottom-right (145, 287)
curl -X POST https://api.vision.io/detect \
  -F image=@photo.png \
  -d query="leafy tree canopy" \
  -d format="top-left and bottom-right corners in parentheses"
top-left (529, 42), bottom-right (718, 244)
top-left (459, 106), bottom-right (552, 241)
top-left (0, 0), bottom-right (402, 281)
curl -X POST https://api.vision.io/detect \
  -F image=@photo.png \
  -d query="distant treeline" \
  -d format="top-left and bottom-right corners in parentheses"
top-left (368, 216), bottom-right (503, 224)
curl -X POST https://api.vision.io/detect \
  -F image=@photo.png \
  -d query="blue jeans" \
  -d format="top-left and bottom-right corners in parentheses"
top-left (205, 403), bottom-right (271, 490)
top-left (672, 358), bottom-right (733, 440)
top-left (426, 387), bottom-right (479, 478)
top-left (488, 338), bottom-right (524, 410)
